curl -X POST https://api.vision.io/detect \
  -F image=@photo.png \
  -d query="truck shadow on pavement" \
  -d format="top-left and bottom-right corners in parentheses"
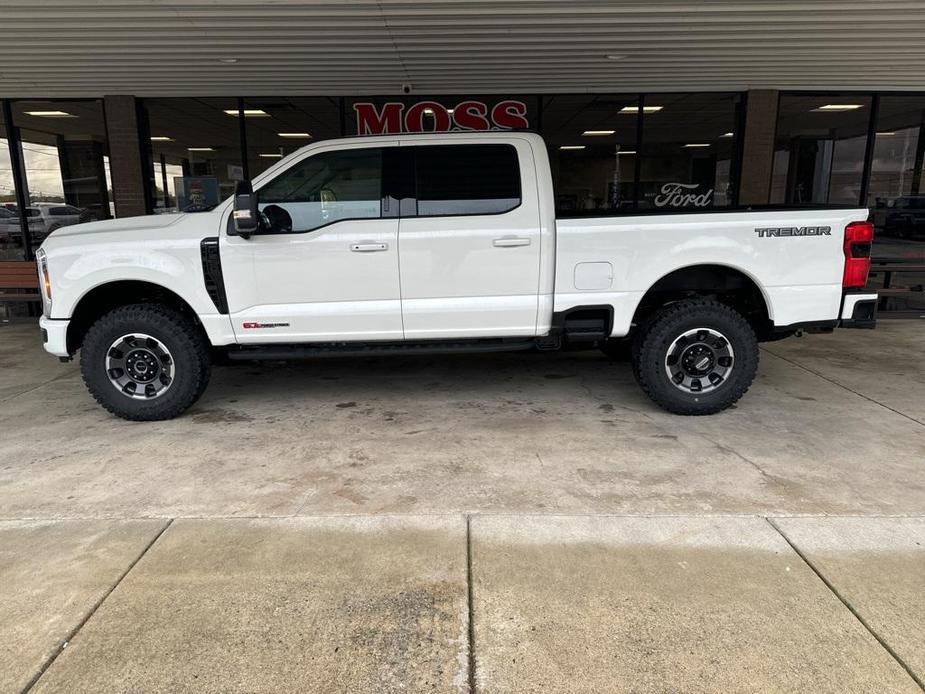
top-left (200, 349), bottom-right (649, 414)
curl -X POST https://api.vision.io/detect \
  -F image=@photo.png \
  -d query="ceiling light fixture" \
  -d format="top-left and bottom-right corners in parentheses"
top-left (617, 150), bottom-right (636, 155)
top-left (24, 110), bottom-right (75, 117)
top-left (259, 153), bottom-right (283, 158)
top-left (583, 130), bottom-right (616, 136)
top-left (187, 147), bottom-right (215, 152)
top-left (278, 132), bottom-right (312, 138)
top-left (560, 145), bottom-right (586, 150)
top-left (620, 106), bottom-right (662, 114)
top-left (720, 132), bottom-right (735, 138)
top-left (684, 143), bottom-right (710, 148)
top-left (877, 131), bottom-right (896, 136)
top-left (224, 109), bottom-right (269, 117)
top-left (813, 104), bottom-right (863, 112)
top-left (150, 136), bottom-right (173, 142)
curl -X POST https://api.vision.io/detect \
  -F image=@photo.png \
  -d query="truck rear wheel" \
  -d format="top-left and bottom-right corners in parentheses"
top-left (80, 304), bottom-right (211, 421)
top-left (632, 299), bottom-right (758, 415)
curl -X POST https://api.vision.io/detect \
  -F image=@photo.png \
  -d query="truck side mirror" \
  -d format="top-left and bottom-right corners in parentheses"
top-left (233, 180), bottom-right (259, 238)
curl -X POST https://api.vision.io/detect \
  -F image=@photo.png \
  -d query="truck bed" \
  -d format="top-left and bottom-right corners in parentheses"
top-left (554, 207), bottom-right (870, 336)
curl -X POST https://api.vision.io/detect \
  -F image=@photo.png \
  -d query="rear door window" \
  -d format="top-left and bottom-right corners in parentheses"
top-left (411, 144), bottom-right (521, 217)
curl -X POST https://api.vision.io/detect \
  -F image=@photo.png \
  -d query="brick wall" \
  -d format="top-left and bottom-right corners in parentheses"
top-left (103, 95), bottom-right (148, 218)
top-left (738, 90), bottom-right (779, 205)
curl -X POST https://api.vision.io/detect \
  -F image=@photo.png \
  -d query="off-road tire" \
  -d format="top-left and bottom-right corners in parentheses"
top-left (80, 303), bottom-right (211, 421)
top-left (632, 299), bottom-right (758, 415)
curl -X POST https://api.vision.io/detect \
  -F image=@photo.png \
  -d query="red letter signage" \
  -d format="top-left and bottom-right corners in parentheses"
top-left (490, 100), bottom-right (529, 130)
top-left (353, 102), bottom-right (404, 135)
top-left (352, 99), bottom-right (529, 135)
top-left (404, 101), bottom-right (452, 133)
top-left (452, 100), bottom-right (491, 130)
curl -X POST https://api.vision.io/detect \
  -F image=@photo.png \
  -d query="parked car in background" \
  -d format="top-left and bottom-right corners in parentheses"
top-left (883, 195), bottom-right (925, 239)
top-left (31, 203), bottom-right (84, 234)
top-left (0, 207), bottom-right (18, 237)
top-left (0, 206), bottom-right (45, 244)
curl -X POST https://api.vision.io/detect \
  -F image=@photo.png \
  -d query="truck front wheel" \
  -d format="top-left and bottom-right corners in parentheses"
top-left (632, 299), bottom-right (758, 415)
top-left (80, 304), bottom-right (211, 421)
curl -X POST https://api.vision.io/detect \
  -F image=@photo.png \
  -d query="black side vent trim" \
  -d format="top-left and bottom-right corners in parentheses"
top-left (200, 237), bottom-right (228, 314)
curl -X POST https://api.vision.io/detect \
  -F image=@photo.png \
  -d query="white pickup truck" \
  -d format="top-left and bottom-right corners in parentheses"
top-left (36, 132), bottom-right (877, 421)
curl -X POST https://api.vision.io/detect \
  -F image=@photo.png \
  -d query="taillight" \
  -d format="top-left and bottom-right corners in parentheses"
top-left (843, 221), bottom-right (874, 288)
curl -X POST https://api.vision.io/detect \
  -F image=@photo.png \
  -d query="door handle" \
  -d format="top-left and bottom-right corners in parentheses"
top-left (493, 236), bottom-right (531, 248)
top-left (350, 242), bottom-right (388, 252)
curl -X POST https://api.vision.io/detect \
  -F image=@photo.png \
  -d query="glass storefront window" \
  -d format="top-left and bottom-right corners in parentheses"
top-left (243, 97), bottom-right (342, 177)
top-left (141, 98), bottom-right (242, 213)
top-left (770, 94), bottom-right (872, 205)
top-left (868, 96), bottom-right (925, 250)
top-left (541, 95), bottom-right (639, 213)
top-left (865, 95), bottom-right (925, 312)
top-left (0, 104), bottom-right (28, 261)
top-left (637, 93), bottom-right (742, 210)
top-left (12, 100), bottom-right (112, 257)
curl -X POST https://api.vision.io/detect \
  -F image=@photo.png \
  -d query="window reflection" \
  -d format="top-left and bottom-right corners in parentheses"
top-left (142, 98), bottom-right (242, 213)
top-left (12, 100), bottom-right (112, 256)
top-left (771, 95), bottom-right (872, 205)
top-left (868, 97), bottom-right (925, 246)
top-left (244, 97), bottom-right (342, 177)
top-left (866, 95), bottom-right (925, 312)
top-left (0, 108), bottom-right (27, 261)
top-left (541, 93), bottom-right (740, 213)
top-left (541, 95), bottom-right (638, 213)
top-left (637, 93), bottom-right (741, 210)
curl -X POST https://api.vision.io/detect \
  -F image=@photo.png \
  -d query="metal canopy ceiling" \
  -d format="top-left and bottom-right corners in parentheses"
top-left (1, 0), bottom-right (924, 98)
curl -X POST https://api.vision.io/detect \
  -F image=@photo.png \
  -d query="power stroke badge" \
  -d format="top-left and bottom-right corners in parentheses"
top-left (754, 226), bottom-right (831, 238)
top-left (242, 322), bottom-right (290, 329)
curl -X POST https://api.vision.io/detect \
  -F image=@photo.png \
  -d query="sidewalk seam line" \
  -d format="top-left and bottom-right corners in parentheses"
top-left (20, 518), bottom-right (175, 694)
top-left (762, 348), bottom-right (924, 427)
top-left (766, 517), bottom-right (925, 692)
top-left (466, 514), bottom-right (477, 694)
top-left (0, 371), bottom-right (79, 405)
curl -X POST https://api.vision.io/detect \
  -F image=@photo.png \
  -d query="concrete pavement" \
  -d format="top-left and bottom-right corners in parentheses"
top-left (0, 319), bottom-right (924, 692)
top-left (1, 322), bottom-right (923, 518)
top-left (0, 520), bottom-right (166, 693)
top-left (470, 515), bottom-right (922, 694)
top-left (28, 517), bottom-right (469, 694)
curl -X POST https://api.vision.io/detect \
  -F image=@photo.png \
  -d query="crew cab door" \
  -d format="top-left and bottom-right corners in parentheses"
top-left (397, 139), bottom-right (542, 338)
top-left (221, 142), bottom-right (403, 343)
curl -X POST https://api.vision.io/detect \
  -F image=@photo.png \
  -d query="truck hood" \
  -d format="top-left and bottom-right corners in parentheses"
top-left (49, 213), bottom-right (186, 238)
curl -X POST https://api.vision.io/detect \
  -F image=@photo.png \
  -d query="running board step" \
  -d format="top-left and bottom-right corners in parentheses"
top-left (225, 338), bottom-right (538, 361)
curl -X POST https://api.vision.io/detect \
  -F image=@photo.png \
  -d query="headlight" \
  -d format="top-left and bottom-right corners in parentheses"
top-left (36, 248), bottom-right (52, 314)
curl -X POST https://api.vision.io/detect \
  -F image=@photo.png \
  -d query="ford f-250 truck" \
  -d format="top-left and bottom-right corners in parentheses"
top-left (35, 132), bottom-right (877, 420)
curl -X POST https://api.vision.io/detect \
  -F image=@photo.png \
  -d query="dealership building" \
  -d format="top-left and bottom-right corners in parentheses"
top-left (1, 1), bottom-right (923, 314)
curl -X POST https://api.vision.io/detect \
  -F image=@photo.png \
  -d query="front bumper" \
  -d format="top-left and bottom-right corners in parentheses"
top-left (840, 292), bottom-right (878, 329)
top-left (39, 315), bottom-right (70, 357)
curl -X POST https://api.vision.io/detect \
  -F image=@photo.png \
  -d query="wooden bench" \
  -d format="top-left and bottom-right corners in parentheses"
top-left (868, 260), bottom-right (925, 313)
top-left (0, 260), bottom-right (40, 304)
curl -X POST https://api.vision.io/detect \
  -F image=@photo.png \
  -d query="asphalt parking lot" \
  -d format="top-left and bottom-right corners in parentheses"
top-left (1, 319), bottom-right (924, 693)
